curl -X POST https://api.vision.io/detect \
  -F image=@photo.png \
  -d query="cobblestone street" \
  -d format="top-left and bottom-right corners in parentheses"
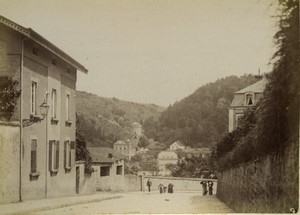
top-left (34, 191), bottom-right (234, 214)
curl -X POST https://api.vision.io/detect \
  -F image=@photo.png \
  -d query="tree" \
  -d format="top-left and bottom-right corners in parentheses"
top-left (76, 115), bottom-right (93, 174)
top-left (138, 135), bottom-right (150, 148)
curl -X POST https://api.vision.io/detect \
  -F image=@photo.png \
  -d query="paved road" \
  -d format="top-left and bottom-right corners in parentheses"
top-left (34, 191), bottom-right (234, 214)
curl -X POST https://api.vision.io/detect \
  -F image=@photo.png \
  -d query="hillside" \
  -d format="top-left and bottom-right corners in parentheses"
top-left (75, 91), bottom-right (165, 147)
top-left (143, 74), bottom-right (259, 148)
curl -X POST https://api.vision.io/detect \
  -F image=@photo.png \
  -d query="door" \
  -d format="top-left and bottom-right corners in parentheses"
top-left (76, 166), bottom-right (80, 194)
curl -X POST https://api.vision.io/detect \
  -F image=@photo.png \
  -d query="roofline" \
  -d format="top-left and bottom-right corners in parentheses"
top-left (0, 16), bottom-right (88, 74)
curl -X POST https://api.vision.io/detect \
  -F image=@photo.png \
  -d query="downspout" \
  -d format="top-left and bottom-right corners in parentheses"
top-left (19, 36), bottom-right (27, 202)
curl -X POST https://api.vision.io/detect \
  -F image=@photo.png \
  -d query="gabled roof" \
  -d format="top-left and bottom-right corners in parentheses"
top-left (88, 147), bottom-right (126, 163)
top-left (235, 78), bottom-right (267, 94)
top-left (0, 16), bottom-right (88, 73)
top-left (171, 141), bottom-right (184, 147)
top-left (158, 151), bottom-right (178, 159)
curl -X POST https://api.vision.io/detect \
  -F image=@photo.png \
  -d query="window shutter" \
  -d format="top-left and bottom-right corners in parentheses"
top-left (71, 141), bottom-right (75, 168)
top-left (64, 141), bottom-right (67, 168)
top-left (56, 141), bottom-right (60, 170)
top-left (49, 140), bottom-right (53, 171)
top-left (31, 140), bottom-right (37, 173)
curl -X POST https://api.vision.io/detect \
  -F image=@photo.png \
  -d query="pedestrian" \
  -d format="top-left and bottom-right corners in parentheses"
top-left (200, 181), bottom-right (208, 196)
top-left (208, 181), bottom-right (213, 195)
top-left (158, 183), bottom-right (164, 194)
top-left (163, 186), bottom-right (167, 193)
top-left (146, 178), bottom-right (152, 192)
top-left (168, 183), bottom-right (174, 194)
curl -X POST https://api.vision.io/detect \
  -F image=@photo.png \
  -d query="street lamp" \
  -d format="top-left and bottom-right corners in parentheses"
top-left (39, 100), bottom-right (49, 119)
top-left (22, 100), bottom-right (49, 127)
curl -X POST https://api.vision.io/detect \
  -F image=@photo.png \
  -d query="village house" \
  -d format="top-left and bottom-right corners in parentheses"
top-left (228, 77), bottom-right (267, 132)
top-left (88, 147), bottom-right (126, 192)
top-left (0, 16), bottom-right (87, 203)
top-left (157, 151), bottom-right (178, 176)
top-left (169, 141), bottom-right (185, 151)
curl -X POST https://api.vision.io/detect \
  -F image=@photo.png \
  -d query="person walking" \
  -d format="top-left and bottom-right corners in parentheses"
top-left (208, 181), bottom-right (214, 195)
top-left (200, 181), bottom-right (208, 196)
top-left (146, 178), bottom-right (152, 192)
top-left (158, 183), bottom-right (164, 194)
top-left (168, 183), bottom-right (174, 194)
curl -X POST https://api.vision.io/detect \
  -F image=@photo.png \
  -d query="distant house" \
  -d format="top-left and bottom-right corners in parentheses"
top-left (170, 141), bottom-right (185, 151)
top-left (113, 139), bottom-right (138, 160)
top-left (157, 151), bottom-right (178, 176)
top-left (88, 147), bottom-right (126, 192)
top-left (0, 16), bottom-right (87, 203)
top-left (184, 147), bottom-right (211, 159)
top-left (229, 78), bottom-right (267, 132)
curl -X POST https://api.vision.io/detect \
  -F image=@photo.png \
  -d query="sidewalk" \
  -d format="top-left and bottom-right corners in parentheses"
top-left (0, 192), bottom-right (123, 215)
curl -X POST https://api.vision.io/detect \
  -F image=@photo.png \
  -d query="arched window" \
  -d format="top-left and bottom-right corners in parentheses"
top-left (245, 93), bottom-right (254, 106)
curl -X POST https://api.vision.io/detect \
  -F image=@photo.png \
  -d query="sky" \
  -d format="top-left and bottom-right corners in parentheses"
top-left (0, 0), bottom-right (278, 106)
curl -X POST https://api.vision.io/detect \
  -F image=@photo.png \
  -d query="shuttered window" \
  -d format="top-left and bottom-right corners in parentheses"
top-left (31, 139), bottom-right (37, 173)
top-left (49, 140), bottom-right (60, 172)
top-left (64, 141), bottom-right (71, 169)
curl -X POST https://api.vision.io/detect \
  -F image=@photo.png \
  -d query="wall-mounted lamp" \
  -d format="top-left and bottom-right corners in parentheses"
top-left (22, 100), bottom-right (49, 127)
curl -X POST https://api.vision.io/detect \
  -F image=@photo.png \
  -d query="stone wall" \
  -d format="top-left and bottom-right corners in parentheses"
top-left (217, 139), bottom-right (299, 213)
top-left (124, 174), bottom-right (143, 192)
top-left (145, 176), bottom-right (217, 194)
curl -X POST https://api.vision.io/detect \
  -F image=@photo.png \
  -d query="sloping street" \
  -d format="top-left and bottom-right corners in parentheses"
top-left (33, 191), bottom-right (234, 214)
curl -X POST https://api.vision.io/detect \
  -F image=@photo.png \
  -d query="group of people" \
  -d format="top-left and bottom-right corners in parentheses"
top-left (146, 178), bottom-right (174, 194)
top-left (200, 181), bottom-right (214, 196)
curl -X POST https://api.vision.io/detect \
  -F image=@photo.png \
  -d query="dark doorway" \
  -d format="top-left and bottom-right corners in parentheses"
top-left (76, 166), bottom-right (80, 194)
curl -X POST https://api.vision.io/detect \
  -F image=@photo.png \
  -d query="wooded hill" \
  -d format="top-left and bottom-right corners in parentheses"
top-left (143, 74), bottom-right (259, 148)
top-left (75, 91), bottom-right (164, 147)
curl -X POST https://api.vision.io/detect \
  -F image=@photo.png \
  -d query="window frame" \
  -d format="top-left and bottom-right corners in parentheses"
top-left (100, 166), bottom-right (110, 177)
top-left (31, 81), bottom-right (37, 115)
top-left (49, 140), bottom-right (60, 174)
top-left (245, 93), bottom-right (255, 106)
top-left (51, 89), bottom-right (57, 119)
top-left (30, 138), bottom-right (38, 173)
top-left (116, 165), bottom-right (122, 175)
top-left (66, 94), bottom-right (70, 121)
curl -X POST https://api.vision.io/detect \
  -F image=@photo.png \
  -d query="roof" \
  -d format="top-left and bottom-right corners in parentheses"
top-left (158, 151), bottom-right (178, 159)
top-left (132, 122), bottom-right (142, 127)
top-left (171, 141), bottom-right (184, 147)
top-left (235, 78), bottom-right (267, 93)
top-left (88, 147), bottom-right (126, 163)
top-left (0, 16), bottom-right (88, 74)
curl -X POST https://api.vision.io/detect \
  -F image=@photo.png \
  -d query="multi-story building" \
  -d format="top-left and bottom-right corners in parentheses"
top-left (228, 78), bottom-right (267, 132)
top-left (157, 151), bottom-right (178, 176)
top-left (113, 139), bottom-right (138, 160)
top-left (0, 16), bottom-right (87, 203)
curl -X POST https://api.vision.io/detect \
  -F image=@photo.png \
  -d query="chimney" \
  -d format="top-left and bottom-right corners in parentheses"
top-left (255, 68), bottom-right (263, 80)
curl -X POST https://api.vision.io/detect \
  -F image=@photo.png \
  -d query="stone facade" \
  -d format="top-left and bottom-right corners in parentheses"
top-left (0, 16), bottom-right (87, 203)
top-left (157, 151), bottom-right (178, 176)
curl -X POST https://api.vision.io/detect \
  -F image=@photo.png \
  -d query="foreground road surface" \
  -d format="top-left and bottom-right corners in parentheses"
top-left (34, 191), bottom-right (234, 214)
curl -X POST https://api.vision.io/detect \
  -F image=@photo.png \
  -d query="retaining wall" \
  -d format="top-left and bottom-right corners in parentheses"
top-left (217, 139), bottom-right (299, 213)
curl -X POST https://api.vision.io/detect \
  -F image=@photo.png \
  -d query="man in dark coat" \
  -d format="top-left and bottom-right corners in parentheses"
top-left (146, 178), bottom-right (152, 192)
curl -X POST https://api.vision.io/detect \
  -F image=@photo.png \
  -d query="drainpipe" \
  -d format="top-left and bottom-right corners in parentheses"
top-left (19, 36), bottom-right (27, 202)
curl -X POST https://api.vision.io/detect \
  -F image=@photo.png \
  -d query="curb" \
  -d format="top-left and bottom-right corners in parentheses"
top-left (5, 195), bottom-right (123, 215)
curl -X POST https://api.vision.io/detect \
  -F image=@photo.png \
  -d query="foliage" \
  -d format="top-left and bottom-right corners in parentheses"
top-left (76, 91), bottom-right (164, 147)
top-left (138, 135), bottom-right (150, 148)
top-left (216, 0), bottom-right (299, 171)
top-left (0, 77), bottom-right (21, 120)
top-left (143, 75), bottom-right (258, 148)
top-left (75, 115), bottom-right (93, 174)
top-left (171, 155), bottom-right (213, 178)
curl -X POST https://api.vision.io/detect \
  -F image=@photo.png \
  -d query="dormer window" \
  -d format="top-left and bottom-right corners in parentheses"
top-left (245, 93), bottom-right (254, 106)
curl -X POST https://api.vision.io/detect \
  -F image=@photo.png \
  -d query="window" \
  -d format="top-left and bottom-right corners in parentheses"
top-left (52, 89), bottom-right (57, 118)
top-left (52, 59), bottom-right (57, 66)
top-left (64, 140), bottom-right (71, 169)
top-left (49, 140), bottom-right (60, 173)
top-left (235, 113), bottom-right (244, 129)
top-left (66, 94), bottom-right (70, 121)
top-left (31, 139), bottom-right (37, 173)
top-left (116, 165), bottom-right (122, 175)
top-left (245, 94), bottom-right (254, 106)
top-left (100, 166), bottom-right (110, 177)
top-left (31, 81), bottom-right (37, 115)
top-left (32, 47), bottom-right (39, 56)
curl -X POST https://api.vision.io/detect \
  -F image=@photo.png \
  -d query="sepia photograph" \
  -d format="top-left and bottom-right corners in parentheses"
top-left (0, 0), bottom-right (299, 214)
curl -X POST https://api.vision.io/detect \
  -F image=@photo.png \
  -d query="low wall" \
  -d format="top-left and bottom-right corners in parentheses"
top-left (217, 139), bottom-right (299, 213)
top-left (0, 122), bottom-right (20, 203)
top-left (124, 174), bottom-right (143, 192)
top-left (144, 176), bottom-right (217, 194)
